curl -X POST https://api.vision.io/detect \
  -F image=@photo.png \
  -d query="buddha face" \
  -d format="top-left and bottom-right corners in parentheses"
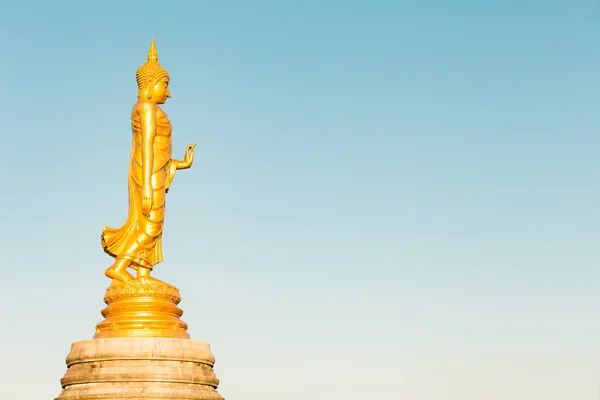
top-left (148, 77), bottom-right (171, 104)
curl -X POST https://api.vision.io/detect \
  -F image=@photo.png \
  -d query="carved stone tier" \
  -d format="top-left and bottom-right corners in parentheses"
top-left (56, 338), bottom-right (224, 400)
top-left (94, 279), bottom-right (189, 339)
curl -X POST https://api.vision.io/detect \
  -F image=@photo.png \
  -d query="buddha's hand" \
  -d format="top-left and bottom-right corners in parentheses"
top-left (184, 144), bottom-right (196, 166)
top-left (142, 186), bottom-right (153, 216)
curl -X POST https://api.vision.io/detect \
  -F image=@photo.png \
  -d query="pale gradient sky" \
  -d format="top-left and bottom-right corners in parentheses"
top-left (0, 1), bottom-right (599, 399)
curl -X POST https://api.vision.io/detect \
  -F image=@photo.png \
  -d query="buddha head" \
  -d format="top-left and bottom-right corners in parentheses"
top-left (136, 39), bottom-right (171, 104)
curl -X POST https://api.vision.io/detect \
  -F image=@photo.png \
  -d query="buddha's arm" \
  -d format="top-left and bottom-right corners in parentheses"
top-left (172, 159), bottom-right (191, 170)
top-left (139, 101), bottom-right (157, 214)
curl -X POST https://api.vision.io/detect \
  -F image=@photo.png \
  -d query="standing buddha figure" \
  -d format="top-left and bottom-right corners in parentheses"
top-left (101, 39), bottom-right (196, 284)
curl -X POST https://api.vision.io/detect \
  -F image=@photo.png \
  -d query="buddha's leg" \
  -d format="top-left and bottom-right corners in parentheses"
top-left (105, 258), bottom-right (135, 282)
top-left (136, 265), bottom-right (151, 279)
top-left (136, 265), bottom-right (151, 278)
top-left (135, 265), bottom-right (166, 283)
top-left (133, 218), bottom-right (164, 282)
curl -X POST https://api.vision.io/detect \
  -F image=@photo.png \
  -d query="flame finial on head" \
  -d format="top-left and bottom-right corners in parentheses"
top-left (148, 38), bottom-right (158, 61)
top-left (136, 38), bottom-right (169, 96)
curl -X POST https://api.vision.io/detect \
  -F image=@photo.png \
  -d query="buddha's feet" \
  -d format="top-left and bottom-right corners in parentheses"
top-left (137, 275), bottom-right (167, 285)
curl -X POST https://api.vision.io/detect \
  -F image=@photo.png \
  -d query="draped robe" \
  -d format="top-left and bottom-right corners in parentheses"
top-left (101, 103), bottom-right (176, 269)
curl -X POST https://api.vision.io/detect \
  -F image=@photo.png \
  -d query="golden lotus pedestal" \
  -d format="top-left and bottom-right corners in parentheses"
top-left (55, 279), bottom-right (224, 400)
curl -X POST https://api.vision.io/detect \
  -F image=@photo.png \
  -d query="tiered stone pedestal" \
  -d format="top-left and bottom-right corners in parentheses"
top-left (56, 337), bottom-right (224, 399)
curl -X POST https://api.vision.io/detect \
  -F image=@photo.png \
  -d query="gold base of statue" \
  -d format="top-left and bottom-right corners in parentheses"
top-left (55, 338), bottom-right (224, 400)
top-left (94, 278), bottom-right (190, 339)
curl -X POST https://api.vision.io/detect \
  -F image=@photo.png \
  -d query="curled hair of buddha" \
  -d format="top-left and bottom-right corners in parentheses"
top-left (136, 38), bottom-right (170, 96)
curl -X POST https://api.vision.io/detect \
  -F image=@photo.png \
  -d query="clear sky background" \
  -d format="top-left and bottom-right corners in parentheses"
top-left (0, 0), bottom-right (598, 399)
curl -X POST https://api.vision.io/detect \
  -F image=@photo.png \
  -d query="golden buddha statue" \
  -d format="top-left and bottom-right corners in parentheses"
top-left (101, 38), bottom-right (195, 284)
top-left (93, 39), bottom-right (193, 339)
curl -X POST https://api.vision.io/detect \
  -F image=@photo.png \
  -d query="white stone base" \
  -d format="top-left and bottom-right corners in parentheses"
top-left (56, 338), bottom-right (224, 400)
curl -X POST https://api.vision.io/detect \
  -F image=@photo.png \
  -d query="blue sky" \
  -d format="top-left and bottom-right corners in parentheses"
top-left (0, 1), bottom-right (598, 399)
